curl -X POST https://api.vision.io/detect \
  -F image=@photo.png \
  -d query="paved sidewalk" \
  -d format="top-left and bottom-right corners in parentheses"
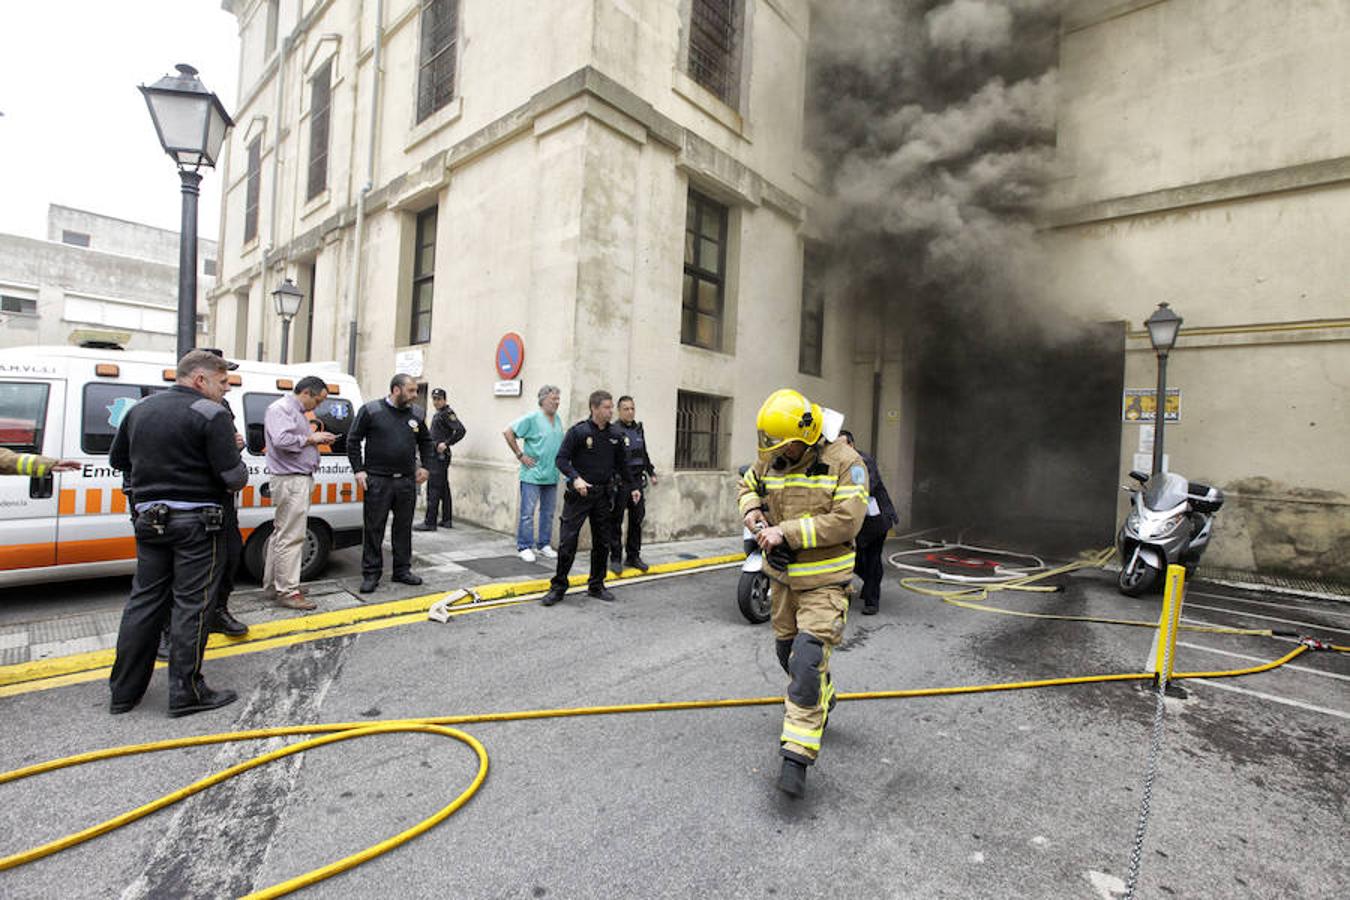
top-left (0, 523), bottom-right (740, 667)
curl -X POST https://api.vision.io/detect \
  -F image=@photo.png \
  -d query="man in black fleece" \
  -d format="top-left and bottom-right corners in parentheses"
top-left (108, 349), bottom-right (249, 718)
top-left (347, 373), bottom-right (435, 593)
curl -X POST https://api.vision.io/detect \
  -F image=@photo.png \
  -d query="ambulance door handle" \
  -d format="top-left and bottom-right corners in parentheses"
top-left (30, 474), bottom-right (54, 500)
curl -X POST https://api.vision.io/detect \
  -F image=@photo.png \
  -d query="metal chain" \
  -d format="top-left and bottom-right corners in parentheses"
top-left (1124, 624), bottom-right (1177, 898)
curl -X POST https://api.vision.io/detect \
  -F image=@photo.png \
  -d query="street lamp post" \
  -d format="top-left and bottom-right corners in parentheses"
top-left (272, 278), bottom-right (304, 364)
top-left (1144, 302), bottom-right (1183, 476)
top-left (139, 64), bottom-right (233, 360)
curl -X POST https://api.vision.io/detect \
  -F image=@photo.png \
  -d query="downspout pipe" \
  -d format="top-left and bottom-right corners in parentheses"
top-left (346, 0), bottom-right (383, 375)
top-left (264, 33), bottom-right (290, 359)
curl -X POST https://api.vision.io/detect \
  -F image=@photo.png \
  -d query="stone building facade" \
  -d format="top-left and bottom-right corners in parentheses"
top-left (210, 0), bottom-right (862, 540)
top-left (0, 206), bottom-right (217, 352)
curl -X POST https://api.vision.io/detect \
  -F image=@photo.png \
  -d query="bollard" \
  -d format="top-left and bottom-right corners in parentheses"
top-left (1147, 564), bottom-right (1187, 696)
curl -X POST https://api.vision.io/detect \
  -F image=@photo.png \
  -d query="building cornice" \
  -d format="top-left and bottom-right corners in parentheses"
top-left (212, 64), bottom-right (812, 299)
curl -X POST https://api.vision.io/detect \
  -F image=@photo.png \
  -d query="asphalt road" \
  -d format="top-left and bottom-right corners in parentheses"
top-left (0, 567), bottom-right (1346, 899)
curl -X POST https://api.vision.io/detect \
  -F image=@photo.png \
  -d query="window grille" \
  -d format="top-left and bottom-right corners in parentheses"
top-left (410, 207), bottom-right (437, 345)
top-left (688, 0), bottom-right (742, 107)
top-left (682, 190), bottom-right (728, 351)
top-left (675, 390), bottom-right (727, 470)
top-left (417, 0), bottom-right (459, 123)
top-left (307, 60), bottom-right (332, 201)
top-left (799, 245), bottom-right (826, 376)
top-left (244, 136), bottom-right (261, 242)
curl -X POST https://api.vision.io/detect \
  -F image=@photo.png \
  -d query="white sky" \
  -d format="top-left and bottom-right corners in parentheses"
top-left (0, 1), bottom-right (240, 240)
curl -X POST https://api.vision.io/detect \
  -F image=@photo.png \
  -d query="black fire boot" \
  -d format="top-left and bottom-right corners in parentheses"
top-left (210, 604), bottom-right (248, 637)
top-left (777, 757), bottom-right (808, 798)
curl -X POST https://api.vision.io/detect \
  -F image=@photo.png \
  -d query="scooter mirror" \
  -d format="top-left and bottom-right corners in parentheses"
top-left (1128, 470), bottom-right (1150, 484)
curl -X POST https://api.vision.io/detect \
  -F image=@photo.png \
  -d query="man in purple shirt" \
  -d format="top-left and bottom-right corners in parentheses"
top-left (263, 376), bottom-right (337, 610)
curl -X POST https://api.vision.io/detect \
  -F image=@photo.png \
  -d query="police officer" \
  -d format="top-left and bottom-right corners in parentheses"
top-left (414, 388), bottom-right (466, 532)
top-left (840, 429), bottom-right (899, 615)
top-left (540, 390), bottom-right (638, 606)
top-left (347, 374), bottom-right (435, 593)
top-left (108, 349), bottom-right (249, 717)
top-left (737, 389), bottom-right (868, 797)
top-left (608, 395), bottom-right (656, 574)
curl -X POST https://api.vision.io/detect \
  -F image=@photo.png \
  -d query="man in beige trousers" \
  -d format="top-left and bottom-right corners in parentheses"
top-left (263, 376), bottom-right (336, 610)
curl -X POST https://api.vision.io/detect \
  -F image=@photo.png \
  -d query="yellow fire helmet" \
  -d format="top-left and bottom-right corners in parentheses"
top-left (756, 388), bottom-right (823, 455)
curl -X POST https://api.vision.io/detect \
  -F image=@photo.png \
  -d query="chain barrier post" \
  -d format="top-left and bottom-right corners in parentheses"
top-left (1124, 563), bottom-right (1187, 899)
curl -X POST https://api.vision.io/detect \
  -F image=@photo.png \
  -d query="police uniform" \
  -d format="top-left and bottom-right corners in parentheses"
top-left (738, 435), bottom-right (868, 773)
top-left (546, 417), bottom-right (635, 600)
top-left (852, 449), bottom-right (898, 614)
top-left (108, 383), bottom-right (249, 716)
top-left (609, 419), bottom-right (655, 569)
top-left (420, 391), bottom-right (467, 529)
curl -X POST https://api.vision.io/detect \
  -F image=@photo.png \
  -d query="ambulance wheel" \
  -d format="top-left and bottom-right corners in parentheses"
top-left (243, 521), bottom-right (332, 583)
top-left (737, 571), bottom-right (771, 624)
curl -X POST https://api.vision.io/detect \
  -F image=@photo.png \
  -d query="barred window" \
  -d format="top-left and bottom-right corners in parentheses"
top-left (682, 190), bottom-right (728, 351)
top-left (307, 60), bottom-right (332, 201)
top-left (687, 0), bottom-right (742, 108)
top-left (410, 207), bottom-right (437, 345)
top-left (417, 0), bottom-right (459, 123)
top-left (675, 390), bottom-right (728, 470)
top-left (244, 136), bottom-right (261, 243)
top-left (799, 245), bottom-right (826, 376)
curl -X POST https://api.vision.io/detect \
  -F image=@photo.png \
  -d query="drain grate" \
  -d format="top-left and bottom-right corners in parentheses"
top-left (1195, 566), bottom-right (1350, 602)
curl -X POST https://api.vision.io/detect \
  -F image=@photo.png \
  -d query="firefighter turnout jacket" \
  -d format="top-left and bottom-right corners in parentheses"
top-left (737, 439), bottom-right (869, 590)
top-left (0, 447), bottom-right (60, 477)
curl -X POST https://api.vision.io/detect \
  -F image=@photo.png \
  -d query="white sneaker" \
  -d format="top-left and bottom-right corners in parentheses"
top-left (518, 548), bottom-right (537, 563)
top-left (538, 546), bottom-right (558, 559)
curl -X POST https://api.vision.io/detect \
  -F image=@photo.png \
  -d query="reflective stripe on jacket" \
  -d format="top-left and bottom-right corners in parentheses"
top-left (736, 439), bottom-right (868, 590)
top-left (0, 447), bottom-right (57, 477)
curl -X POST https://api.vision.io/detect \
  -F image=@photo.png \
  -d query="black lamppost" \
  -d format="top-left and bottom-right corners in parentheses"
top-left (1145, 302), bottom-right (1183, 476)
top-left (272, 278), bottom-right (304, 364)
top-left (140, 64), bottom-right (233, 360)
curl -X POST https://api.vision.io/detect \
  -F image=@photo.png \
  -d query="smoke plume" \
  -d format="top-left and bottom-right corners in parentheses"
top-left (807, 0), bottom-right (1062, 323)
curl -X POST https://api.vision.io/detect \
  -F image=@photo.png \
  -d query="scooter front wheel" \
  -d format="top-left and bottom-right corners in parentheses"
top-left (1118, 560), bottom-right (1161, 597)
top-left (737, 571), bottom-right (772, 623)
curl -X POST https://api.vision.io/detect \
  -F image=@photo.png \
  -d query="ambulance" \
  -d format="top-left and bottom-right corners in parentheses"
top-left (0, 344), bottom-right (367, 587)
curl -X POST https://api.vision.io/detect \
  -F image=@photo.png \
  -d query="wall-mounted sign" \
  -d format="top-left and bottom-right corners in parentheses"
top-left (495, 332), bottom-right (525, 380)
top-left (1122, 388), bottom-right (1180, 423)
top-left (494, 379), bottom-right (523, 397)
top-left (395, 348), bottom-right (424, 378)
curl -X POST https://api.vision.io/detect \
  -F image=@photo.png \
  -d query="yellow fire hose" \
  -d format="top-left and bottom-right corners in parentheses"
top-left (2, 552), bottom-right (1345, 897)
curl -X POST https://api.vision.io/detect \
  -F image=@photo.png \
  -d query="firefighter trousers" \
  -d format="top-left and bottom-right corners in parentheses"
top-left (770, 578), bottom-right (848, 762)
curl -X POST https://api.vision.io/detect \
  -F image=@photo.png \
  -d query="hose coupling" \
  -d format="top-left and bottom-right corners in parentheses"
top-left (1299, 637), bottom-right (1332, 651)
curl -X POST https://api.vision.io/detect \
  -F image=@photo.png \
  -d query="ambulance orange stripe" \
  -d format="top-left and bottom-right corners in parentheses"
top-left (111, 489), bottom-right (127, 514)
top-left (0, 542), bottom-right (57, 570)
top-left (58, 490), bottom-right (76, 516)
top-left (311, 484), bottom-right (322, 504)
top-left (242, 486), bottom-right (255, 507)
top-left (56, 537), bottom-right (137, 566)
top-left (85, 489), bottom-right (103, 515)
top-left (327, 483), bottom-right (337, 504)
top-left (261, 496), bottom-right (272, 508)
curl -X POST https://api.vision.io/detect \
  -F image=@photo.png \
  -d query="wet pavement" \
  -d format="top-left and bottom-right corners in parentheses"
top-left (0, 546), bottom-right (1346, 899)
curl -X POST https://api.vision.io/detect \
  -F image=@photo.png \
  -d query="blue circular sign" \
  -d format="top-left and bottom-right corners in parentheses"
top-left (496, 332), bottom-right (525, 380)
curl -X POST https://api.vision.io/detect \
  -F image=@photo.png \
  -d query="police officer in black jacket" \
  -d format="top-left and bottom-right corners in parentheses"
top-left (541, 390), bottom-right (638, 606)
top-left (108, 350), bottom-right (249, 717)
top-left (347, 374), bottom-right (435, 593)
top-left (840, 430), bottom-right (899, 614)
top-left (608, 395), bottom-right (657, 574)
top-left (415, 387), bottom-right (467, 531)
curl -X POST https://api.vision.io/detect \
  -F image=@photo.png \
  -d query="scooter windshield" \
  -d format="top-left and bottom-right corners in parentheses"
top-left (1144, 472), bottom-right (1189, 510)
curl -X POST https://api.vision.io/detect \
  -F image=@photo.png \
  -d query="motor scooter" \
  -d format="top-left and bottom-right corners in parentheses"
top-left (1117, 469), bottom-right (1224, 596)
top-left (737, 522), bottom-right (772, 623)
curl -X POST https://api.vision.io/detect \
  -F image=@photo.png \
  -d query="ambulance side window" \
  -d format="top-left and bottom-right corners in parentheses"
top-left (312, 397), bottom-right (353, 454)
top-left (82, 383), bottom-right (164, 454)
top-left (0, 382), bottom-right (50, 453)
top-left (242, 393), bottom-right (282, 456)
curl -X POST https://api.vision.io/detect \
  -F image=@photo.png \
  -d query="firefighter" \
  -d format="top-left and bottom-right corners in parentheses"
top-left (0, 448), bottom-right (79, 476)
top-left (737, 388), bottom-right (868, 798)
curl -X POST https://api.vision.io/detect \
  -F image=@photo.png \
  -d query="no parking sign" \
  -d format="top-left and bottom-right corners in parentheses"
top-left (495, 332), bottom-right (525, 380)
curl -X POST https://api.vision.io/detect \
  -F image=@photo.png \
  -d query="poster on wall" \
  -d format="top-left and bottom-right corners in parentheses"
top-left (1122, 388), bottom-right (1180, 423)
